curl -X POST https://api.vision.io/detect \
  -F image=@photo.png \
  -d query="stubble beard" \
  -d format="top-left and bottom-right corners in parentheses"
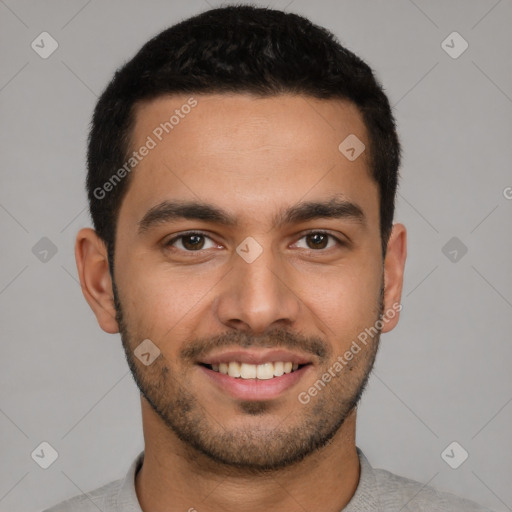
top-left (113, 279), bottom-right (383, 473)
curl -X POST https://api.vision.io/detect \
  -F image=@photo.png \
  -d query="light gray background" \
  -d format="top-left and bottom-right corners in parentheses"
top-left (1, 1), bottom-right (511, 511)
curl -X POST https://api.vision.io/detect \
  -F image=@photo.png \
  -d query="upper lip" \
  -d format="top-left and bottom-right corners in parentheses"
top-left (198, 348), bottom-right (313, 366)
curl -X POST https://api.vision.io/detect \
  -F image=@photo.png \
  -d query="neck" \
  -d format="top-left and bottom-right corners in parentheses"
top-left (135, 399), bottom-right (360, 512)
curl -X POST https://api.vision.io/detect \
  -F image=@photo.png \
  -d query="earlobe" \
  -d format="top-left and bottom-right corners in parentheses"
top-left (381, 223), bottom-right (407, 333)
top-left (75, 228), bottom-right (119, 334)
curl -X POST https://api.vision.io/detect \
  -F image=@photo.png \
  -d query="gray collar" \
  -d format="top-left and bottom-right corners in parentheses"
top-left (116, 446), bottom-right (379, 511)
top-left (343, 447), bottom-right (380, 511)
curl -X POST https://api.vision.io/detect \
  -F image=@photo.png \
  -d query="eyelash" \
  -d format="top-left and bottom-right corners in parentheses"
top-left (164, 230), bottom-right (345, 254)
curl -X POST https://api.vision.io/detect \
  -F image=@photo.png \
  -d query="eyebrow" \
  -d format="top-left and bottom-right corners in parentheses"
top-left (137, 195), bottom-right (366, 234)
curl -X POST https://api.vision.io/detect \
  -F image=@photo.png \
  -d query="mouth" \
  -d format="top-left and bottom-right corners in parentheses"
top-left (199, 361), bottom-right (310, 379)
top-left (195, 349), bottom-right (314, 401)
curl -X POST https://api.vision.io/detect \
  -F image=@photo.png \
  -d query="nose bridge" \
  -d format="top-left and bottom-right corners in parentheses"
top-left (214, 236), bottom-right (301, 332)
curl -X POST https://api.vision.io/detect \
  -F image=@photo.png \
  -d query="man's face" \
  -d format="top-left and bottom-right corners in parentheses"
top-left (111, 93), bottom-right (390, 469)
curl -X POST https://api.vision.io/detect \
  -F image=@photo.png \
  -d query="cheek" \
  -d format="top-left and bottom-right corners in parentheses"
top-left (117, 264), bottom-right (215, 339)
top-left (299, 258), bottom-right (382, 342)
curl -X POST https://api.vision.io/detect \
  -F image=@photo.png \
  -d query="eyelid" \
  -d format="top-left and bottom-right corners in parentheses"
top-left (164, 230), bottom-right (221, 251)
top-left (163, 229), bottom-right (347, 253)
top-left (292, 230), bottom-right (346, 250)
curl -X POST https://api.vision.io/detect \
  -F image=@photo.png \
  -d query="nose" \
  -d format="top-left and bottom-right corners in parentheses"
top-left (213, 240), bottom-right (301, 334)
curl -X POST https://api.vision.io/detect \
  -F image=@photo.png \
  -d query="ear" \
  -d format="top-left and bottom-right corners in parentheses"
top-left (381, 223), bottom-right (407, 333)
top-left (75, 228), bottom-right (119, 334)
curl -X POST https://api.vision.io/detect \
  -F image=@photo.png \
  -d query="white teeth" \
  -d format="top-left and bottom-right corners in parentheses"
top-left (273, 361), bottom-right (284, 376)
top-left (209, 361), bottom-right (302, 379)
top-left (240, 363), bottom-right (257, 379)
top-left (228, 361), bottom-right (241, 378)
top-left (256, 362), bottom-right (274, 380)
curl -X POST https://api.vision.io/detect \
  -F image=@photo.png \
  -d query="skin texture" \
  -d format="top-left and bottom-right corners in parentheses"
top-left (75, 93), bottom-right (407, 512)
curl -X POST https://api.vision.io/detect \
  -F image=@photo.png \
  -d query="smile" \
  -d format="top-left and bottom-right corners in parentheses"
top-left (201, 361), bottom-right (308, 379)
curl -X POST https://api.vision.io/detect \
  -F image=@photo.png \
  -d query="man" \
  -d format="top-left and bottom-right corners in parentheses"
top-left (44, 5), bottom-right (493, 512)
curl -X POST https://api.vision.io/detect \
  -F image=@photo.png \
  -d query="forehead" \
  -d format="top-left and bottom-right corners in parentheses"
top-left (119, 93), bottom-right (377, 231)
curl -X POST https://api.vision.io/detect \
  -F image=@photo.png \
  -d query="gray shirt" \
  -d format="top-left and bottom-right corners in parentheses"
top-left (42, 447), bottom-right (493, 511)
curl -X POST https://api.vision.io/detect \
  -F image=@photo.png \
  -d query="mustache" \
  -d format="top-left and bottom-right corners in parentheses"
top-left (180, 327), bottom-right (331, 363)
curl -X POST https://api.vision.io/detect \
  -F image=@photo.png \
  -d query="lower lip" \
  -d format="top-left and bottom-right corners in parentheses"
top-left (198, 364), bottom-right (312, 401)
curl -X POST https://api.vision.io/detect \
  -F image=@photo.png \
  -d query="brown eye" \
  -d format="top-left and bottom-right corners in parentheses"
top-left (294, 231), bottom-right (341, 251)
top-left (181, 234), bottom-right (204, 250)
top-left (306, 232), bottom-right (329, 249)
top-left (165, 232), bottom-right (216, 251)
